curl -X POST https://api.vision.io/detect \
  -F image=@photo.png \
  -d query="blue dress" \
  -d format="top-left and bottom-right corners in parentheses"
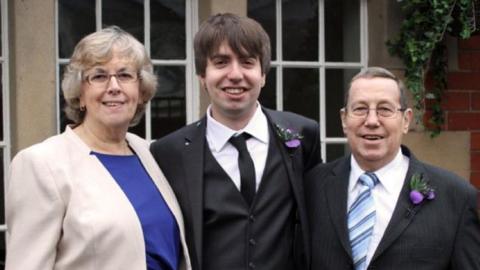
top-left (92, 152), bottom-right (180, 270)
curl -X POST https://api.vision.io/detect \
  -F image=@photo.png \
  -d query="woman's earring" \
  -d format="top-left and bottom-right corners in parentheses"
top-left (80, 106), bottom-right (86, 112)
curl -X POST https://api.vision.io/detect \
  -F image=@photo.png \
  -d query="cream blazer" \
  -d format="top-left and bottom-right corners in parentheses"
top-left (5, 126), bottom-right (191, 270)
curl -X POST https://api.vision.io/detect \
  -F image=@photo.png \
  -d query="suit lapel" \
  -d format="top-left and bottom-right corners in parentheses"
top-left (181, 117), bottom-right (207, 268)
top-left (264, 109), bottom-right (304, 205)
top-left (372, 146), bottom-right (427, 261)
top-left (327, 157), bottom-right (353, 258)
top-left (263, 108), bottom-right (310, 264)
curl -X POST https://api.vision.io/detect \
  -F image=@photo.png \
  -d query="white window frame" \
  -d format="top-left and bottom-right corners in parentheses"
top-left (268, 0), bottom-right (368, 162)
top-left (55, 0), bottom-right (199, 141)
top-left (1, 0), bottom-right (9, 233)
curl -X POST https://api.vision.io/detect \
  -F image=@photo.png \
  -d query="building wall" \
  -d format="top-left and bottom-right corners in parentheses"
top-left (443, 35), bottom-right (480, 188)
top-left (9, 0), bottom-right (56, 155)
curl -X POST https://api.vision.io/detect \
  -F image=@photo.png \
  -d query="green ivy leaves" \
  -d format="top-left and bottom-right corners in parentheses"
top-left (387, 0), bottom-right (474, 137)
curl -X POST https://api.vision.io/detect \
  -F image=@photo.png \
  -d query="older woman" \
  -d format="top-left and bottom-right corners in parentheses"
top-left (5, 26), bottom-right (191, 270)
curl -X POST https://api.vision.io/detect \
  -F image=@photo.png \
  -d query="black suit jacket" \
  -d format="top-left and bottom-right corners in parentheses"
top-left (150, 108), bottom-right (321, 270)
top-left (305, 145), bottom-right (480, 270)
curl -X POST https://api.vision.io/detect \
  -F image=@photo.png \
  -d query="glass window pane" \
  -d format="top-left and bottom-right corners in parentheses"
top-left (151, 66), bottom-right (185, 139)
top-left (0, 149), bottom-right (3, 225)
top-left (325, 0), bottom-right (360, 62)
top-left (282, 0), bottom-right (318, 61)
top-left (102, 0), bottom-right (144, 42)
top-left (0, 150), bottom-right (4, 264)
top-left (248, 0), bottom-right (276, 61)
top-left (325, 68), bottom-right (359, 137)
top-left (326, 143), bottom-right (349, 162)
top-left (0, 231), bottom-right (4, 266)
top-left (0, 1), bottom-right (2, 54)
top-left (58, 0), bottom-right (95, 58)
top-left (284, 68), bottom-right (319, 121)
top-left (151, 0), bottom-right (186, 59)
top-left (128, 115), bottom-right (146, 138)
top-left (259, 67), bottom-right (276, 110)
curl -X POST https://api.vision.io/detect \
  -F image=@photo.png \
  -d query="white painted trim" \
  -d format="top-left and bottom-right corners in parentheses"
top-left (271, 61), bottom-right (363, 68)
top-left (96, 0), bottom-right (102, 31)
top-left (275, 0), bottom-right (283, 111)
top-left (145, 0), bottom-right (152, 140)
top-left (55, 0), bottom-right (61, 134)
top-left (186, 0), bottom-right (199, 123)
top-left (152, 59), bottom-right (187, 66)
top-left (361, 0), bottom-right (369, 67)
top-left (1, 0), bottom-right (9, 232)
top-left (324, 137), bottom-right (348, 143)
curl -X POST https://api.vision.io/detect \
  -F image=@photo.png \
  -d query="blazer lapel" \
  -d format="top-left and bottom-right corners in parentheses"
top-left (372, 146), bottom-right (427, 261)
top-left (182, 117), bottom-right (207, 268)
top-left (327, 157), bottom-right (353, 258)
top-left (128, 134), bottom-right (192, 269)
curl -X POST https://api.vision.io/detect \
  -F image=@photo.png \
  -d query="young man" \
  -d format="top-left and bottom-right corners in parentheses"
top-left (150, 13), bottom-right (321, 270)
top-left (305, 67), bottom-right (480, 270)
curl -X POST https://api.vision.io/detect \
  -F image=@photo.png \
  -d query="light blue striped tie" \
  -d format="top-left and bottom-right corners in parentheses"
top-left (348, 172), bottom-right (379, 270)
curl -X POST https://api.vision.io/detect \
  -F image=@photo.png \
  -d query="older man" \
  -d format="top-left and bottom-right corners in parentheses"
top-left (305, 67), bottom-right (480, 270)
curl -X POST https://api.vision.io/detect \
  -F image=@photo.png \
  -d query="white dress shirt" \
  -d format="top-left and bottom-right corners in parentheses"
top-left (205, 104), bottom-right (269, 191)
top-left (347, 149), bottom-right (409, 267)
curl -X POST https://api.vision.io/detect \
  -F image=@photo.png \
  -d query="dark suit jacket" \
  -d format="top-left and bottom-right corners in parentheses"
top-left (150, 108), bottom-right (321, 270)
top-left (305, 145), bottom-right (480, 270)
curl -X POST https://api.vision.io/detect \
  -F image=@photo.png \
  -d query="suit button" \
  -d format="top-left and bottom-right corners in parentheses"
top-left (249, 238), bottom-right (256, 245)
top-left (248, 262), bottom-right (256, 269)
top-left (249, 215), bottom-right (255, 222)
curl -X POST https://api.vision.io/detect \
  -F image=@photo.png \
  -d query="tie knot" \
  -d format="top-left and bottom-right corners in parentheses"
top-left (229, 133), bottom-right (251, 152)
top-left (359, 172), bottom-right (379, 189)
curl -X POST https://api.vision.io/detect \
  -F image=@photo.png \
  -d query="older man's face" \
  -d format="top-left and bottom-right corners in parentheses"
top-left (341, 77), bottom-right (412, 171)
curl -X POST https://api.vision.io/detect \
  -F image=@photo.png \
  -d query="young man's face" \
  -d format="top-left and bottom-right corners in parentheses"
top-left (340, 77), bottom-right (412, 171)
top-left (200, 41), bottom-right (265, 129)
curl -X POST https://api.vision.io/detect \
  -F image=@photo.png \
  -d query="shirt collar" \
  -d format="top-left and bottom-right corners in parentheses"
top-left (349, 148), bottom-right (406, 193)
top-left (206, 103), bottom-right (269, 152)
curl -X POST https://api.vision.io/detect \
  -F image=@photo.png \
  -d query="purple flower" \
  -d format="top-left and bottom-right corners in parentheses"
top-left (285, 139), bottom-right (301, 148)
top-left (427, 190), bottom-right (435, 200)
top-left (409, 190), bottom-right (424, 205)
top-left (409, 173), bottom-right (435, 205)
top-left (275, 124), bottom-right (303, 149)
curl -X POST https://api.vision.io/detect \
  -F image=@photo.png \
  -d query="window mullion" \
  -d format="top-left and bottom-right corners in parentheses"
top-left (275, 0), bottom-right (282, 111)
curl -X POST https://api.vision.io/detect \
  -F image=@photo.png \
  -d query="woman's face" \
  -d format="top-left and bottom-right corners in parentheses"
top-left (79, 50), bottom-right (141, 132)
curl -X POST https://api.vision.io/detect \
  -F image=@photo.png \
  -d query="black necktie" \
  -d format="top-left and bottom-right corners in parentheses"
top-left (229, 133), bottom-right (256, 206)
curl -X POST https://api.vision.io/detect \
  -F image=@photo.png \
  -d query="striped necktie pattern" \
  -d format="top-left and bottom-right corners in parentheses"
top-left (348, 172), bottom-right (379, 270)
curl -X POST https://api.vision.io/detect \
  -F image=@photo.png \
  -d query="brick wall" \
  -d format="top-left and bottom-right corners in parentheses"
top-left (442, 35), bottom-right (480, 189)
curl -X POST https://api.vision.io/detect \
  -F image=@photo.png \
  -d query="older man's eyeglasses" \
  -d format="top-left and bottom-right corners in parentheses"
top-left (84, 71), bottom-right (139, 87)
top-left (345, 105), bottom-right (406, 118)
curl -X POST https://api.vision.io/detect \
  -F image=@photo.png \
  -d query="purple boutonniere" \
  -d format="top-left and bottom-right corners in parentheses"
top-left (409, 173), bottom-right (435, 205)
top-left (274, 124), bottom-right (303, 149)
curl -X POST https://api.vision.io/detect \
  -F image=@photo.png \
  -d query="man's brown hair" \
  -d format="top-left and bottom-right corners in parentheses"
top-left (194, 13), bottom-right (271, 76)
